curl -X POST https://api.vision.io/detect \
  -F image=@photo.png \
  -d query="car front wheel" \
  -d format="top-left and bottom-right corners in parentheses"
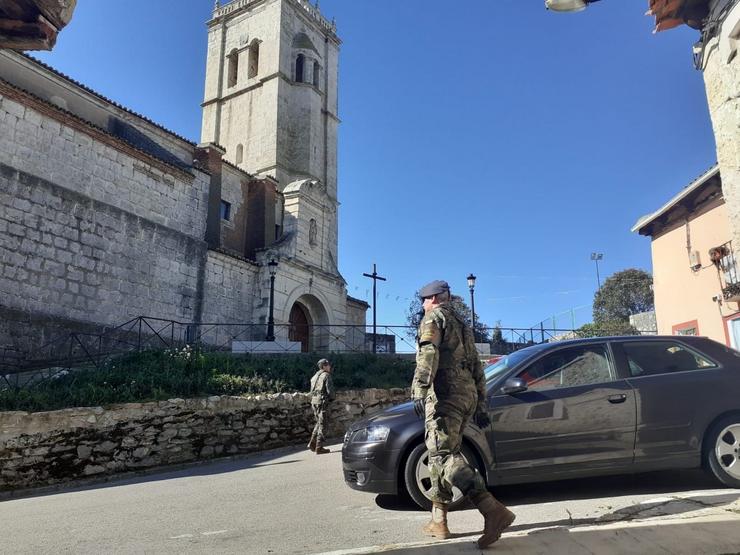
top-left (402, 442), bottom-right (480, 511)
top-left (705, 415), bottom-right (740, 488)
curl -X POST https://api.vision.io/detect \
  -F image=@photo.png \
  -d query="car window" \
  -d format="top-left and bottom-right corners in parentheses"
top-left (484, 348), bottom-right (535, 382)
top-left (622, 341), bottom-right (716, 377)
top-left (517, 344), bottom-right (613, 391)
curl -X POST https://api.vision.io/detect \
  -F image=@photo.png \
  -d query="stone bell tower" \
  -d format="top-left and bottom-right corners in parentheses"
top-left (201, 0), bottom-right (341, 274)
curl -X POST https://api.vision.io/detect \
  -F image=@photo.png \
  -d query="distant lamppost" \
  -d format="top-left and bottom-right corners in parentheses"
top-left (590, 252), bottom-right (603, 290)
top-left (467, 273), bottom-right (477, 342)
top-left (544, 0), bottom-right (600, 12)
top-left (266, 258), bottom-right (278, 341)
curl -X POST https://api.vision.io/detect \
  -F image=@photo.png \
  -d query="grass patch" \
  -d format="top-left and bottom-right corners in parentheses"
top-left (0, 348), bottom-right (415, 413)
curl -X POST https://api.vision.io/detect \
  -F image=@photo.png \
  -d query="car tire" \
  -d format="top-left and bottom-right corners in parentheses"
top-left (704, 415), bottom-right (740, 488)
top-left (402, 441), bottom-right (480, 511)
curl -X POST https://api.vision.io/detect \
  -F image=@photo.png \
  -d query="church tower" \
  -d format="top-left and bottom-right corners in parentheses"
top-left (201, 0), bottom-right (340, 274)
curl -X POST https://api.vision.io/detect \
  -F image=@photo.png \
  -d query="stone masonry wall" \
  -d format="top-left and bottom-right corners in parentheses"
top-left (202, 250), bottom-right (259, 326)
top-left (0, 82), bottom-right (211, 352)
top-left (0, 162), bottom-right (207, 352)
top-left (703, 2), bottom-right (740, 256)
top-left (0, 388), bottom-right (409, 491)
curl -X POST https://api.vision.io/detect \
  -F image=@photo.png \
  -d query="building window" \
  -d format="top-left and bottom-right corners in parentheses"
top-left (309, 218), bottom-right (318, 246)
top-left (235, 144), bottom-right (244, 165)
top-left (295, 54), bottom-right (305, 83)
top-left (220, 200), bottom-right (231, 221)
top-left (227, 49), bottom-right (239, 88)
top-left (312, 61), bottom-right (320, 88)
top-left (248, 40), bottom-right (259, 78)
top-left (721, 248), bottom-right (738, 285)
top-left (672, 319), bottom-right (699, 336)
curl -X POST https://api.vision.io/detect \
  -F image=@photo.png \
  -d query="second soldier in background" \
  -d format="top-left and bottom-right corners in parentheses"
top-left (308, 358), bottom-right (335, 455)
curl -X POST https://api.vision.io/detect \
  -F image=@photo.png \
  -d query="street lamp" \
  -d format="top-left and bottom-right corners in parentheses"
top-left (266, 258), bottom-right (278, 341)
top-left (545, 0), bottom-right (600, 12)
top-left (467, 273), bottom-right (477, 342)
top-left (590, 252), bottom-right (603, 290)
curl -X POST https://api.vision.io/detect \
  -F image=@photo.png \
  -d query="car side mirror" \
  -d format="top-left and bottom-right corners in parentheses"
top-left (500, 377), bottom-right (528, 395)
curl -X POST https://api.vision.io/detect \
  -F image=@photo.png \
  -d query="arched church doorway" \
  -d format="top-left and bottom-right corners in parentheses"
top-left (289, 303), bottom-right (311, 352)
top-left (287, 294), bottom-right (330, 352)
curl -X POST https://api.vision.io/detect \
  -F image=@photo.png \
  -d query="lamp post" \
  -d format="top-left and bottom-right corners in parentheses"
top-left (467, 273), bottom-right (477, 342)
top-left (590, 252), bottom-right (603, 290)
top-left (266, 258), bottom-right (278, 341)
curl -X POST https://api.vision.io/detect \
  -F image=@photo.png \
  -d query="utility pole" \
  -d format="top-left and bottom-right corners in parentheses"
top-left (363, 263), bottom-right (386, 353)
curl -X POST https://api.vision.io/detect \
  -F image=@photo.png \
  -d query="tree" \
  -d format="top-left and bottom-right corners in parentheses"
top-left (575, 321), bottom-right (638, 338)
top-left (406, 292), bottom-right (491, 342)
top-left (593, 269), bottom-right (654, 326)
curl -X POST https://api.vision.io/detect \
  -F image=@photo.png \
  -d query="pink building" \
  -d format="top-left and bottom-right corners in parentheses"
top-left (633, 165), bottom-right (740, 347)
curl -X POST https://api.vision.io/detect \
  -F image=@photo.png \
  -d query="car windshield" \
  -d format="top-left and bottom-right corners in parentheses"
top-left (484, 348), bottom-right (536, 382)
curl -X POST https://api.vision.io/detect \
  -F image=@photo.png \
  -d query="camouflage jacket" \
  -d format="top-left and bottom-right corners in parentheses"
top-left (411, 303), bottom-right (486, 408)
top-left (309, 370), bottom-right (334, 406)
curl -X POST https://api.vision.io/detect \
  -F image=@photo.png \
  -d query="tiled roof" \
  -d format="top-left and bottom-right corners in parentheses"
top-left (21, 53), bottom-right (197, 147)
top-left (631, 164), bottom-right (720, 234)
top-left (0, 76), bottom-right (198, 180)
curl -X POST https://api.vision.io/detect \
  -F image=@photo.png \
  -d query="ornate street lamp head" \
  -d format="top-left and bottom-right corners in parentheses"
top-left (467, 273), bottom-right (477, 290)
top-left (268, 258), bottom-right (278, 277)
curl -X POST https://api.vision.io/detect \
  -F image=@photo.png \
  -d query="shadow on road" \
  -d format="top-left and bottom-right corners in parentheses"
top-left (338, 517), bottom-right (740, 555)
top-left (375, 468), bottom-right (724, 513)
top-left (0, 441), bottom-right (329, 502)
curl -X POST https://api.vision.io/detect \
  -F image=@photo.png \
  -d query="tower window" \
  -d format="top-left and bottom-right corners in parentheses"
top-left (295, 54), bottom-right (305, 83)
top-left (312, 62), bottom-right (320, 88)
top-left (235, 144), bottom-right (244, 165)
top-left (220, 200), bottom-right (232, 221)
top-left (227, 48), bottom-right (239, 88)
top-left (248, 40), bottom-right (259, 78)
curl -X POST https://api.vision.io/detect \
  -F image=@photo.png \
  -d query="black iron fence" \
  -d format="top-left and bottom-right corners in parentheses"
top-left (0, 316), bottom-right (656, 388)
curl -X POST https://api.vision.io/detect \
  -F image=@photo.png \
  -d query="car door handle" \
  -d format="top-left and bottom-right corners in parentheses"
top-left (608, 394), bottom-right (627, 404)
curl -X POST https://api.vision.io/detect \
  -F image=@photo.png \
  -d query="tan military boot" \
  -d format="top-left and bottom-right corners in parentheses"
top-left (315, 445), bottom-right (330, 454)
top-left (471, 491), bottom-right (515, 548)
top-left (421, 502), bottom-right (451, 539)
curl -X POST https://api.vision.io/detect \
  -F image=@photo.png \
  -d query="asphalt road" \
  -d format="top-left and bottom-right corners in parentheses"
top-left (2, 443), bottom-right (740, 554)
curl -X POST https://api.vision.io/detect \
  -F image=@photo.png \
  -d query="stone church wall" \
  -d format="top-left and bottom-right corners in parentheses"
top-left (0, 88), bottom-right (211, 352)
top-left (202, 250), bottom-right (259, 329)
top-left (0, 388), bottom-right (410, 491)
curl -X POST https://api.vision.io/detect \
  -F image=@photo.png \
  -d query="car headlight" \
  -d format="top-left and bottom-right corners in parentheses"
top-left (351, 425), bottom-right (390, 443)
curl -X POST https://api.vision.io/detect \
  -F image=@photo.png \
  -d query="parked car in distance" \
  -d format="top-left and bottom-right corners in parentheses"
top-left (342, 336), bottom-right (740, 510)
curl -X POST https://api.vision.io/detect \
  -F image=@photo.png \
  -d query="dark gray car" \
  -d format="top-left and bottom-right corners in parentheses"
top-left (341, 336), bottom-right (740, 509)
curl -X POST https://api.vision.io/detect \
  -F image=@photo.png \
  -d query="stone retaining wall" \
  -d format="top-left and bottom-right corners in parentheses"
top-left (0, 388), bottom-right (409, 491)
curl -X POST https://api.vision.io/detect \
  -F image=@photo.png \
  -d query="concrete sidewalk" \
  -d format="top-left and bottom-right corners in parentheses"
top-left (323, 504), bottom-right (740, 555)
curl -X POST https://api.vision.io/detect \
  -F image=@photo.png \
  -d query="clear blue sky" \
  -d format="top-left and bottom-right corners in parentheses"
top-left (35, 0), bottom-right (717, 332)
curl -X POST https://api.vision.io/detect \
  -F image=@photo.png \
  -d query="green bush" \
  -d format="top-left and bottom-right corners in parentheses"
top-left (0, 349), bottom-right (415, 413)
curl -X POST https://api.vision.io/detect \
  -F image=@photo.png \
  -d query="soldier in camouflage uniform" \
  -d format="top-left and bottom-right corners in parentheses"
top-left (412, 280), bottom-right (515, 548)
top-left (308, 358), bottom-right (334, 455)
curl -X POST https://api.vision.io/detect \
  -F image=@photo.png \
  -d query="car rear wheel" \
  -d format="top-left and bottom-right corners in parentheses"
top-left (705, 415), bottom-right (740, 488)
top-left (402, 442), bottom-right (480, 511)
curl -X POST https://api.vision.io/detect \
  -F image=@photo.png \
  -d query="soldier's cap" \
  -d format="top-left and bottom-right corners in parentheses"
top-left (317, 358), bottom-right (331, 368)
top-left (419, 280), bottom-right (451, 299)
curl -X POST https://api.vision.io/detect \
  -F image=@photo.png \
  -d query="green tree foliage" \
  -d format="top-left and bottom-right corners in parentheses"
top-left (593, 269), bottom-right (654, 326)
top-left (575, 321), bottom-right (638, 338)
top-left (406, 292), bottom-right (491, 342)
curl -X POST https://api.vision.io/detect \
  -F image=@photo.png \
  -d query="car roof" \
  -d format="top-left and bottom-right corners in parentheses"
top-left (537, 335), bottom-right (712, 349)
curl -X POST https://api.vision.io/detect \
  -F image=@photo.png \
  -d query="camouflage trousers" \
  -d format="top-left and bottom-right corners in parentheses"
top-left (310, 403), bottom-right (329, 445)
top-left (424, 392), bottom-right (487, 504)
